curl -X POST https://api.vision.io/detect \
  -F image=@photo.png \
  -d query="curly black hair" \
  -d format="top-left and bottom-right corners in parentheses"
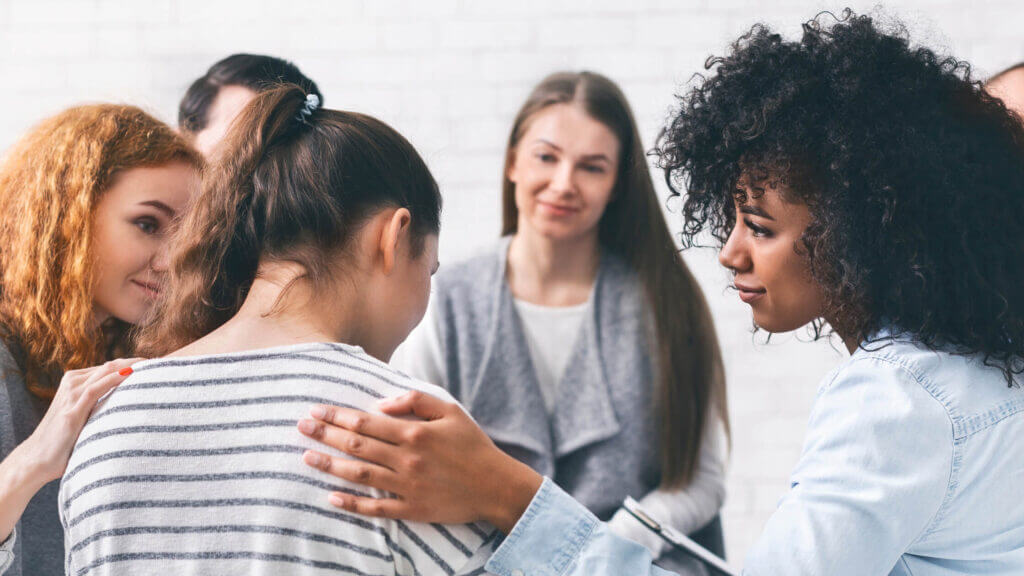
top-left (658, 10), bottom-right (1024, 385)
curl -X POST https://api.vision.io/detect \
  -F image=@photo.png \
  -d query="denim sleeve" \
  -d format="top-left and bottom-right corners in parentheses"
top-left (743, 356), bottom-right (953, 576)
top-left (0, 527), bottom-right (14, 575)
top-left (486, 478), bottom-right (677, 576)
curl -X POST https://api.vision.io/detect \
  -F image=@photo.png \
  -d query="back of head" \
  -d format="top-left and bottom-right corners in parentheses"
top-left (178, 53), bottom-right (322, 134)
top-left (0, 104), bottom-right (200, 395)
top-left (140, 84), bottom-right (441, 356)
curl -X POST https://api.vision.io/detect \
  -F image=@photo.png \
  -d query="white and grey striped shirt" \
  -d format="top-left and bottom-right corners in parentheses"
top-left (60, 342), bottom-right (496, 576)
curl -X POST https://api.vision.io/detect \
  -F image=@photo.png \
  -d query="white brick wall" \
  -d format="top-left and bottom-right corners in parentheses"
top-left (2, 0), bottom-right (1021, 568)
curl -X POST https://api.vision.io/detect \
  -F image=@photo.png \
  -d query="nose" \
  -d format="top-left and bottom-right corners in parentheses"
top-left (718, 220), bottom-right (751, 273)
top-left (549, 160), bottom-right (575, 195)
top-left (150, 243), bottom-right (170, 273)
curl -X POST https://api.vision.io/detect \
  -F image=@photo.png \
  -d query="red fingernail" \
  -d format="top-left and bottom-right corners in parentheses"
top-left (118, 367), bottom-right (133, 376)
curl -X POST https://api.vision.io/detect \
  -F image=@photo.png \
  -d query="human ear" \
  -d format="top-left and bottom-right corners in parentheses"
top-left (380, 208), bottom-right (412, 275)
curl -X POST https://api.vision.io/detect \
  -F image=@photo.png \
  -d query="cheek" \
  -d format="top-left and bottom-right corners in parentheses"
top-left (763, 247), bottom-right (825, 318)
top-left (94, 228), bottom-right (155, 280)
top-left (513, 182), bottom-right (536, 214)
top-left (581, 177), bottom-right (615, 216)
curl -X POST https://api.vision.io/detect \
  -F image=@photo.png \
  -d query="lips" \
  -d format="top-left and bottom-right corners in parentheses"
top-left (537, 200), bottom-right (580, 216)
top-left (734, 282), bottom-right (766, 304)
top-left (131, 279), bottom-right (160, 298)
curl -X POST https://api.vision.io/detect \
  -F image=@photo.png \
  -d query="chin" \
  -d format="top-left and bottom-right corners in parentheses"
top-left (113, 304), bottom-right (151, 326)
top-left (532, 221), bottom-right (589, 242)
top-left (751, 311), bottom-right (807, 334)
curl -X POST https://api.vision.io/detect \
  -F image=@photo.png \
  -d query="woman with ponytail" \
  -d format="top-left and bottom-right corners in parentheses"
top-left (61, 85), bottom-right (496, 575)
top-left (0, 105), bottom-right (200, 576)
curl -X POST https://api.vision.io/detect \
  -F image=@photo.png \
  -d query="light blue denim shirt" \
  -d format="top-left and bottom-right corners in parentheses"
top-left (486, 335), bottom-right (1024, 575)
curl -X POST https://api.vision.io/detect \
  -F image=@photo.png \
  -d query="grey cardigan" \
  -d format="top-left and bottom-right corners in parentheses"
top-left (432, 239), bottom-right (661, 520)
top-left (0, 342), bottom-right (63, 576)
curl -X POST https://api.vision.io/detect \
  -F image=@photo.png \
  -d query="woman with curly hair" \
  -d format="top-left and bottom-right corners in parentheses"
top-left (0, 105), bottom-right (201, 576)
top-left (296, 12), bottom-right (1024, 575)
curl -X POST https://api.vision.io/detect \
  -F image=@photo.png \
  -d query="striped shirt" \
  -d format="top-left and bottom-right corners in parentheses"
top-left (59, 342), bottom-right (497, 576)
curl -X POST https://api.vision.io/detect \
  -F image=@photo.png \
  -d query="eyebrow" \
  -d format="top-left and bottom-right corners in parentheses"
top-left (738, 204), bottom-right (775, 221)
top-left (535, 138), bottom-right (612, 163)
top-left (139, 200), bottom-right (176, 217)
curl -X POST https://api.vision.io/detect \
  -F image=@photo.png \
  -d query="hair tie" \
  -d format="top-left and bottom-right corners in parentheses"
top-left (296, 93), bottom-right (320, 124)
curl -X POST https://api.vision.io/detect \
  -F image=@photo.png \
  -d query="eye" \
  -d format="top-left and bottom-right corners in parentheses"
top-left (134, 217), bottom-right (160, 235)
top-left (581, 164), bottom-right (606, 174)
top-left (536, 153), bottom-right (557, 163)
top-left (744, 219), bottom-right (773, 238)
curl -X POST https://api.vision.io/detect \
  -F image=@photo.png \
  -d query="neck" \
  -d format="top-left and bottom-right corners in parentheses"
top-left (173, 261), bottom-right (367, 357)
top-left (825, 316), bottom-right (859, 354)
top-left (506, 225), bottom-right (600, 306)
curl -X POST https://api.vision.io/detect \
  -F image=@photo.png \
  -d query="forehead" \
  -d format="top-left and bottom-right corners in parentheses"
top-left (103, 163), bottom-right (199, 211)
top-left (734, 180), bottom-right (812, 226)
top-left (520, 103), bottom-right (620, 158)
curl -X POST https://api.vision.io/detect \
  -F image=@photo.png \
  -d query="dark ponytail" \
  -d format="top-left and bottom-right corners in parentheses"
top-left (138, 84), bottom-right (441, 356)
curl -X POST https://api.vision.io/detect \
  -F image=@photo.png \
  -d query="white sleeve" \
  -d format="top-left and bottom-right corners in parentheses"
top-left (607, 409), bottom-right (728, 558)
top-left (0, 526), bottom-right (14, 575)
top-left (390, 296), bottom-right (448, 389)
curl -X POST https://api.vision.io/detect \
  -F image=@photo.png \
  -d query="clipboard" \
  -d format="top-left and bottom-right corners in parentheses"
top-left (622, 496), bottom-right (738, 576)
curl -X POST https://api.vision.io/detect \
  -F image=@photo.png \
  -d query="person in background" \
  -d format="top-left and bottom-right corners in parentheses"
top-left (0, 105), bottom-right (201, 576)
top-left (178, 53), bottom-right (322, 157)
top-left (986, 62), bottom-right (1024, 118)
top-left (299, 12), bottom-right (1024, 575)
top-left (389, 70), bottom-right (729, 571)
top-left (61, 85), bottom-right (495, 575)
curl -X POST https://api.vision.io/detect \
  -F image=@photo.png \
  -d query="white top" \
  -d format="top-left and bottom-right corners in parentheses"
top-left (61, 342), bottom-right (495, 576)
top-left (392, 296), bottom-right (728, 558)
top-left (512, 298), bottom-right (589, 413)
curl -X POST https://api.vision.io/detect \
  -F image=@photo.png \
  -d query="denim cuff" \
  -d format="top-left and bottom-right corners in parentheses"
top-left (485, 477), bottom-right (599, 576)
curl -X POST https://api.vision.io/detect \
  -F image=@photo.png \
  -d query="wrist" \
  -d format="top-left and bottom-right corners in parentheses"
top-left (3, 440), bottom-right (55, 491)
top-left (484, 456), bottom-right (543, 534)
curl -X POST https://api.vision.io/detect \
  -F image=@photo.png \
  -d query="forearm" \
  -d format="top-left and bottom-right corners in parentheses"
top-left (0, 442), bottom-right (49, 543)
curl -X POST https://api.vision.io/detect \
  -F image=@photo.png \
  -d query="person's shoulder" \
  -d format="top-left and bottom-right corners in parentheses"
top-left (393, 373), bottom-right (461, 406)
top-left (850, 334), bottom-right (1016, 410)
top-left (818, 338), bottom-right (953, 431)
top-left (326, 344), bottom-right (459, 403)
top-left (432, 240), bottom-right (506, 305)
top-left (0, 337), bottom-right (24, 385)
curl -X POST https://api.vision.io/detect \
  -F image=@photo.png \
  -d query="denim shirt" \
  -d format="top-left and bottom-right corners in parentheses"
top-left (485, 335), bottom-right (1024, 576)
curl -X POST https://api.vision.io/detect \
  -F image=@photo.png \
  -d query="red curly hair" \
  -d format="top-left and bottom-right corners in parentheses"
top-left (0, 104), bottom-right (201, 398)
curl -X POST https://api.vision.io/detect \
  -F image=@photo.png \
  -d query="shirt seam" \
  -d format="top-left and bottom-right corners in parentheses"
top-left (832, 354), bottom-right (958, 545)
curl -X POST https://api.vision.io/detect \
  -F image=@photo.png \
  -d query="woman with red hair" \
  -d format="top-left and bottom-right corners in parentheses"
top-left (0, 104), bottom-right (201, 576)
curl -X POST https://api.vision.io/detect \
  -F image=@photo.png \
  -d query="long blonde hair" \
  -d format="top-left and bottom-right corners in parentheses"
top-left (0, 104), bottom-right (201, 397)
